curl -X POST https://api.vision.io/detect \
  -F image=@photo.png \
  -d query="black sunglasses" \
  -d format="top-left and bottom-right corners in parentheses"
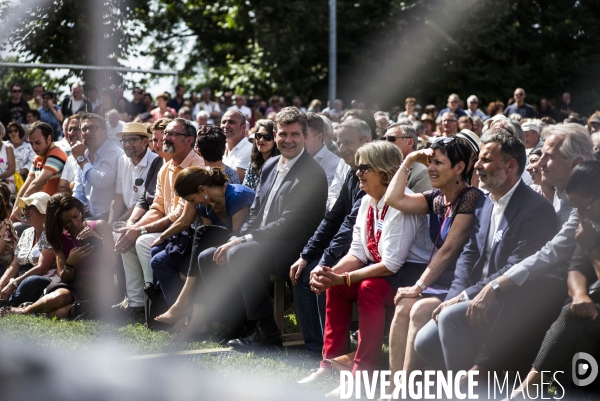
top-left (255, 133), bottom-right (274, 141)
top-left (356, 163), bottom-right (372, 174)
top-left (384, 135), bottom-right (412, 143)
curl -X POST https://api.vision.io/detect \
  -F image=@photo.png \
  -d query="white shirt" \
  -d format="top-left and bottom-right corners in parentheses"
top-left (327, 158), bottom-right (351, 211)
top-left (106, 121), bottom-right (124, 148)
top-left (60, 155), bottom-right (78, 182)
top-left (349, 191), bottom-right (430, 273)
top-left (312, 144), bottom-right (340, 186)
top-left (261, 150), bottom-right (304, 227)
top-left (115, 147), bottom-right (159, 209)
top-left (227, 104), bottom-right (252, 120)
top-left (192, 101), bottom-right (221, 125)
top-left (223, 137), bottom-right (253, 171)
top-left (71, 99), bottom-right (83, 115)
top-left (480, 179), bottom-right (521, 279)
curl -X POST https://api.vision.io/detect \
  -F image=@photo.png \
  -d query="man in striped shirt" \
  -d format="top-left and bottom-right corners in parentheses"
top-left (10, 121), bottom-right (67, 223)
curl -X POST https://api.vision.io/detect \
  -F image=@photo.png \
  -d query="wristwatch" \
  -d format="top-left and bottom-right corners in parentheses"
top-left (416, 279), bottom-right (427, 291)
top-left (77, 156), bottom-right (85, 163)
top-left (9, 278), bottom-right (18, 288)
top-left (139, 226), bottom-right (148, 235)
top-left (489, 280), bottom-right (501, 292)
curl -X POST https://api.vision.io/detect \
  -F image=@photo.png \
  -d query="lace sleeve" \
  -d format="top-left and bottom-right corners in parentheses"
top-left (453, 187), bottom-right (484, 215)
top-left (423, 189), bottom-right (440, 214)
top-left (38, 231), bottom-right (53, 250)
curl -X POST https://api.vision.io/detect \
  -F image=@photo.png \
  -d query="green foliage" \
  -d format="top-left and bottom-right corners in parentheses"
top-left (0, 0), bottom-right (150, 90)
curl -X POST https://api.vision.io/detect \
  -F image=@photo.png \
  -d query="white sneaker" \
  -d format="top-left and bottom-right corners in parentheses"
top-left (298, 367), bottom-right (331, 384)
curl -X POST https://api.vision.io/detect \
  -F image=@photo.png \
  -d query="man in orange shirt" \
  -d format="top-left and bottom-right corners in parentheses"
top-left (10, 121), bottom-right (67, 223)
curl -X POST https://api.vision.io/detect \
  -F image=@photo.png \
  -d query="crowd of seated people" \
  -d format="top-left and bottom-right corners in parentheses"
top-left (2, 82), bottom-right (600, 398)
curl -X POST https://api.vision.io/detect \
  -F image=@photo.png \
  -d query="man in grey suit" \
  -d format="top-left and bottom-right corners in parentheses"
top-left (414, 129), bottom-right (558, 371)
top-left (458, 123), bottom-right (595, 374)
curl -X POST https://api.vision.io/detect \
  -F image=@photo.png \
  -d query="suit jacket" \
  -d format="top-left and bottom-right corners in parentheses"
top-left (240, 150), bottom-right (328, 249)
top-left (447, 180), bottom-right (558, 300)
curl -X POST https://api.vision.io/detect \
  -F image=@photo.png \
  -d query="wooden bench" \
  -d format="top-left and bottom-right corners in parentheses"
top-left (271, 275), bottom-right (304, 347)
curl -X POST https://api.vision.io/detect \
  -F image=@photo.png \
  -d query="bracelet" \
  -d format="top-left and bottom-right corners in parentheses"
top-left (416, 279), bottom-right (427, 291)
top-left (64, 263), bottom-right (75, 273)
top-left (345, 272), bottom-right (352, 286)
top-left (400, 165), bottom-right (412, 175)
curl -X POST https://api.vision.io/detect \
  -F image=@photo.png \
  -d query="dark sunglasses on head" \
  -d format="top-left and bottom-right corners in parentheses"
top-left (356, 163), bottom-right (372, 174)
top-left (384, 135), bottom-right (411, 143)
top-left (255, 133), bottom-right (274, 141)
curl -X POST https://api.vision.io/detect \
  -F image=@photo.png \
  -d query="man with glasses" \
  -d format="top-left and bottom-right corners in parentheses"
top-left (504, 88), bottom-right (535, 119)
top-left (465, 95), bottom-right (488, 121)
top-left (304, 112), bottom-right (339, 186)
top-left (10, 121), bottom-right (67, 222)
top-left (1, 84), bottom-right (30, 127)
top-left (127, 87), bottom-right (147, 120)
top-left (439, 111), bottom-right (459, 137)
top-left (71, 113), bottom-right (124, 220)
top-left (60, 83), bottom-right (93, 119)
top-left (114, 118), bottom-right (204, 313)
top-left (383, 122), bottom-right (432, 194)
top-left (57, 114), bottom-right (86, 196)
top-left (109, 122), bottom-right (158, 224)
top-left (222, 110), bottom-right (253, 183)
top-left (436, 94), bottom-right (467, 123)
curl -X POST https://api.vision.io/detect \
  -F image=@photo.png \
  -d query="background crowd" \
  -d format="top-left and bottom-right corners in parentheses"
top-left (0, 81), bottom-right (599, 398)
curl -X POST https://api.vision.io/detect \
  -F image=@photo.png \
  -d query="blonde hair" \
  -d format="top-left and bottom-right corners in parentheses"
top-left (355, 141), bottom-right (403, 186)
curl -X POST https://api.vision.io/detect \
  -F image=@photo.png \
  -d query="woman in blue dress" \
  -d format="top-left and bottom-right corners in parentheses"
top-left (383, 136), bottom-right (484, 382)
top-left (151, 166), bottom-right (254, 337)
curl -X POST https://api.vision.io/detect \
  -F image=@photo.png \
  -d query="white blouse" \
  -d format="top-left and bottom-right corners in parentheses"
top-left (349, 190), bottom-right (431, 273)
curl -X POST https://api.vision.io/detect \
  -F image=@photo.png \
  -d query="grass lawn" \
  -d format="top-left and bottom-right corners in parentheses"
top-left (0, 314), bottom-right (341, 399)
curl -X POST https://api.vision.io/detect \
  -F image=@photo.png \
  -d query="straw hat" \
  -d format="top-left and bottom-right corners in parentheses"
top-left (456, 129), bottom-right (481, 158)
top-left (116, 122), bottom-right (152, 140)
top-left (18, 192), bottom-right (51, 215)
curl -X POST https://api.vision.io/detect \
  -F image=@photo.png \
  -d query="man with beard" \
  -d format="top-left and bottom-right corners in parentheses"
top-left (71, 113), bottom-right (124, 220)
top-left (109, 122), bottom-right (158, 223)
top-left (10, 121), bottom-right (68, 222)
top-left (114, 118), bottom-right (204, 312)
top-left (414, 129), bottom-right (557, 372)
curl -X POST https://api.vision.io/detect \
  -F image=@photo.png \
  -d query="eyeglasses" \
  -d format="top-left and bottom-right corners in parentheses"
top-left (163, 130), bottom-right (190, 138)
top-left (442, 119), bottom-right (457, 123)
top-left (384, 135), bottom-right (412, 143)
top-left (120, 137), bottom-right (144, 145)
top-left (255, 133), bottom-right (274, 141)
top-left (7, 129), bottom-right (19, 134)
top-left (67, 127), bottom-right (81, 133)
top-left (21, 206), bottom-right (31, 215)
top-left (575, 197), bottom-right (597, 214)
top-left (356, 163), bottom-right (372, 174)
top-left (81, 125), bottom-right (102, 133)
top-left (12, 89), bottom-right (22, 93)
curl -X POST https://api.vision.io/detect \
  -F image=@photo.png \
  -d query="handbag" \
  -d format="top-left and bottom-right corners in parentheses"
top-left (164, 228), bottom-right (195, 257)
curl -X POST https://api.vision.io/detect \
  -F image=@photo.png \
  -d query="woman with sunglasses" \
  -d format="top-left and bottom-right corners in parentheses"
top-left (0, 193), bottom-right (55, 305)
top-left (242, 119), bottom-right (279, 190)
top-left (152, 166), bottom-right (254, 341)
top-left (382, 135), bottom-right (483, 388)
top-left (303, 141), bottom-right (431, 396)
top-left (509, 157), bottom-right (600, 399)
top-left (12, 194), bottom-right (116, 318)
top-left (4, 122), bottom-right (35, 180)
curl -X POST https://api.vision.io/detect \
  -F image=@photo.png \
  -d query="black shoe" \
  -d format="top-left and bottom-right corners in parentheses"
top-left (227, 329), bottom-right (283, 352)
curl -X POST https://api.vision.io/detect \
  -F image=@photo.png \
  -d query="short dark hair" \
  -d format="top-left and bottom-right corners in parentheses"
top-left (6, 122), bottom-right (26, 140)
top-left (275, 107), bottom-right (307, 136)
top-left (480, 128), bottom-right (526, 175)
top-left (80, 113), bottom-right (107, 130)
top-left (341, 109), bottom-right (377, 140)
top-left (306, 112), bottom-right (324, 136)
top-left (430, 135), bottom-right (472, 183)
top-left (26, 121), bottom-right (54, 141)
top-left (196, 125), bottom-right (226, 162)
top-left (27, 110), bottom-right (41, 120)
top-left (565, 159), bottom-right (600, 199)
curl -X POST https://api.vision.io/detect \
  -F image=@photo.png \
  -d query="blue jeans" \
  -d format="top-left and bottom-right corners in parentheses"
top-left (414, 299), bottom-right (501, 371)
top-left (9, 276), bottom-right (52, 306)
top-left (150, 242), bottom-right (190, 307)
top-left (295, 259), bottom-right (326, 353)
